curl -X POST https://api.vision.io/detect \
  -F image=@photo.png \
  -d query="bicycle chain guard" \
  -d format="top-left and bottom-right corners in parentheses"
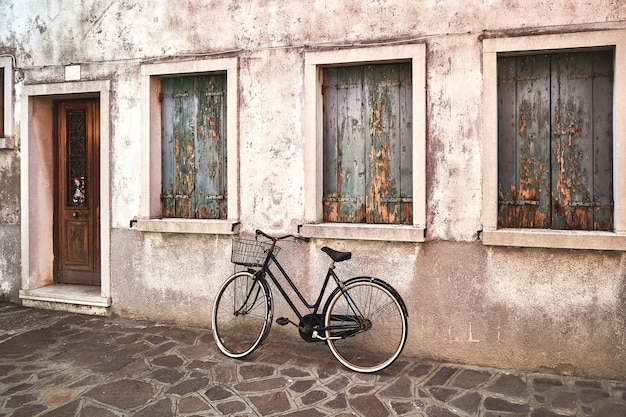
top-left (298, 314), bottom-right (324, 343)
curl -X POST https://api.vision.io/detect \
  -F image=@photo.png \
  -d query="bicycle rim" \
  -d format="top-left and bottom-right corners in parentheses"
top-left (325, 280), bottom-right (407, 373)
top-left (212, 272), bottom-right (272, 358)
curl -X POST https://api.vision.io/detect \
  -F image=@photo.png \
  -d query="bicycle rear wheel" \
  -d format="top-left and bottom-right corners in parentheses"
top-left (212, 271), bottom-right (273, 358)
top-left (324, 278), bottom-right (407, 373)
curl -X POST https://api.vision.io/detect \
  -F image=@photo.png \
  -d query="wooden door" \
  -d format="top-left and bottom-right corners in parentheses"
top-left (54, 100), bottom-right (100, 285)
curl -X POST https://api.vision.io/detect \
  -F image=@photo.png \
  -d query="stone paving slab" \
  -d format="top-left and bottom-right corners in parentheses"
top-left (0, 302), bottom-right (625, 416)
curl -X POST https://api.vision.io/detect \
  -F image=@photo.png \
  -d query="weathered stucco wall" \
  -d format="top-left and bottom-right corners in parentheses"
top-left (110, 228), bottom-right (626, 379)
top-left (0, 148), bottom-right (20, 301)
top-left (1, 0), bottom-right (625, 379)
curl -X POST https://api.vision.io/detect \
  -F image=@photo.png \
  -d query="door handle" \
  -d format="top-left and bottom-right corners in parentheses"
top-left (72, 211), bottom-right (80, 218)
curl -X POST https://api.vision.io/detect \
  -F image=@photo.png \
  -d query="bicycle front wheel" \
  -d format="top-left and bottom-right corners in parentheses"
top-left (212, 271), bottom-right (273, 358)
top-left (324, 278), bottom-right (408, 373)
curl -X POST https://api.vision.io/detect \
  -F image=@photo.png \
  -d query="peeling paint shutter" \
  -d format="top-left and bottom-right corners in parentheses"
top-left (161, 74), bottom-right (227, 219)
top-left (323, 66), bottom-right (366, 222)
top-left (497, 51), bottom-right (613, 231)
top-left (497, 55), bottom-right (552, 228)
top-left (0, 68), bottom-right (3, 136)
top-left (323, 63), bottom-right (412, 224)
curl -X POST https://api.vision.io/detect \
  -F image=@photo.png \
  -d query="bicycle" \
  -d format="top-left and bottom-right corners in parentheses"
top-left (211, 229), bottom-right (409, 373)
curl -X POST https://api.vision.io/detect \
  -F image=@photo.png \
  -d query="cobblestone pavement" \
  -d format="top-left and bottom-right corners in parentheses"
top-left (1, 302), bottom-right (625, 417)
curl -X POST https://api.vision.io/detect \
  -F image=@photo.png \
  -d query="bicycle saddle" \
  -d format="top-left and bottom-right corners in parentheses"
top-left (321, 247), bottom-right (352, 262)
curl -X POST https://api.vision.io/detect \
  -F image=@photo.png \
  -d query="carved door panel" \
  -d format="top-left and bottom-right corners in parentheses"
top-left (55, 100), bottom-right (100, 285)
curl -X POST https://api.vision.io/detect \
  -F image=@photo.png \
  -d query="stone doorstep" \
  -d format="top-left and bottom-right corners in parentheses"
top-left (19, 284), bottom-right (110, 316)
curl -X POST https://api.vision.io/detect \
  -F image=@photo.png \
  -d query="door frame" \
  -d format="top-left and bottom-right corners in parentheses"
top-left (19, 80), bottom-right (111, 305)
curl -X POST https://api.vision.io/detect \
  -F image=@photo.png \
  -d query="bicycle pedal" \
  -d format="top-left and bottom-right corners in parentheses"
top-left (276, 317), bottom-right (290, 326)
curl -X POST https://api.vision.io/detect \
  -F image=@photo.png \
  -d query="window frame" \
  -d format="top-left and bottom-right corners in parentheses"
top-left (138, 58), bottom-right (239, 235)
top-left (482, 30), bottom-right (626, 250)
top-left (301, 45), bottom-right (426, 242)
top-left (0, 56), bottom-right (14, 149)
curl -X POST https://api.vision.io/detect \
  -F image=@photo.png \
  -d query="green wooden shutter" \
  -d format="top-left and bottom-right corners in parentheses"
top-left (195, 75), bottom-right (227, 219)
top-left (551, 51), bottom-right (613, 230)
top-left (590, 52), bottom-right (615, 230)
top-left (497, 55), bottom-right (551, 228)
top-left (0, 68), bottom-right (3, 136)
top-left (323, 62), bottom-right (412, 224)
top-left (323, 66), bottom-right (366, 222)
top-left (161, 74), bottom-right (227, 219)
top-left (365, 63), bottom-right (413, 224)
top-left (497, 50), bottom-right (613, 230)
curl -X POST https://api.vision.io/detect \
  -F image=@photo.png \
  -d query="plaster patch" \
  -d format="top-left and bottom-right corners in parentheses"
top-left (0, 255), bottom-right (12, 296)
top-left (139, 234), bottom-right (230, 296)
top-left (64, 65), bottom-right (80, 81)
top-left (485, 248), bottom-right (622, 314)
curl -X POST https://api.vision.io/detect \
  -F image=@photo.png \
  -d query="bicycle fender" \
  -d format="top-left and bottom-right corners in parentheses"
top-left (330, 276), bottom-right (409, 318)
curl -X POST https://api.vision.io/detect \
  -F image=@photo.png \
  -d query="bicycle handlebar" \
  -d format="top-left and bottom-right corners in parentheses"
top-left (255, 229), bottom-right (309, 242)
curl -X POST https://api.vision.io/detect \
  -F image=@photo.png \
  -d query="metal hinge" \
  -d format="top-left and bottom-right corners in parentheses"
top-left (380, 197), bottom-right (413, 203)
top-left (323, 197), bottom-right (357, 203)
top-left (160, 194), bottom-right (190, 200)
top-left (500, 200), bottom-right (539, 206)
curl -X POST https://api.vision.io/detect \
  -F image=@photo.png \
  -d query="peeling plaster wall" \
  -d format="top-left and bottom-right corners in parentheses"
top-left (1, 0), bottom-right (626, 378)
top-left (426, 34), bottom-right (483, 240)
top-left (0, 149), bottom-right (19, 300)
top-left (0, 142), bottom-right (20, 301)
top-left (239, 48), bottom-right (306, 231)
top-left (0, 224), bottom-right (19, 301)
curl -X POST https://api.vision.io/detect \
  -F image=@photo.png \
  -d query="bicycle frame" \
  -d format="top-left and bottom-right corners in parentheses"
top-left (256, 250), bottom-right (335, 322)
top-left (254, 246), bottom-right (370, 341)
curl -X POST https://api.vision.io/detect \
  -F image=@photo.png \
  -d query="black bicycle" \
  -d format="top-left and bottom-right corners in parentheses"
top-left (211, 229), bottom-right (409, 373)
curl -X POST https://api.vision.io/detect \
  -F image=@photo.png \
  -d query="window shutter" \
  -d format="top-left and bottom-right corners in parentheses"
top-left (497, 55), bottom-right (551, 228)
top-left (365, 63), bottom-right (413, 224)
top-left (161, 74), bottom-right (227, 219)
top-left (589, 51), bottom-right (615, 230)
top-left (323, 63), bottom-right (412, 224)
top-left (0, 68), bottom-right (4, 137)
top-left (161, 76), bottom-right (196, 218)
top-left (497, 51), bottom-right (613, 230)
top-left (551, 52), bottom-right (613, 230)
top-left (323, 66), bottom-right (367, 223)
top-left (194, 75), bottom-right (227, 219)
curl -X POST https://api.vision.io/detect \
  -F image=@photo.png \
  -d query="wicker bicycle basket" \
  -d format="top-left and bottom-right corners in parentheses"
top-left (231, 238), bottom-right (280, 268)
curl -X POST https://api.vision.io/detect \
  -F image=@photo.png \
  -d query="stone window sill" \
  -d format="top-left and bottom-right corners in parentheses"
top-left (137, 218), bottom-right (240, 235)
top-left (299, 223), bottom-right (425, 242)
top-left (0, 137), bottom-right (15, 149)
top-left (482, 228), bottom-right (626, 251)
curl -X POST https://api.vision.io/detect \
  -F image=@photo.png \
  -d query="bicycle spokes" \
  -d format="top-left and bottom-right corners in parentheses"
top-left (212, 272), bottom-right (273, 358)
top-left (326, 314), bottom-right (367, 339)
top-left (325, 279), bottom-right (408, 373)
top-left (234, 282), bottom-right (264, 316)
